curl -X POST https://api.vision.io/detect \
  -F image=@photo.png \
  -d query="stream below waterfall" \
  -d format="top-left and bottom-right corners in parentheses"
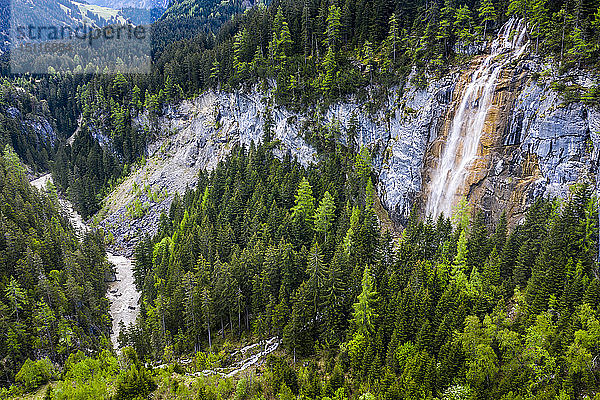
top-left (30, 174), bottom-right (140, 348)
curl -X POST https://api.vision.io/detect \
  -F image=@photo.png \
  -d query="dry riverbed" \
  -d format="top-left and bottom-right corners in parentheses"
top-left (30, 174), bottom-right (140, 349)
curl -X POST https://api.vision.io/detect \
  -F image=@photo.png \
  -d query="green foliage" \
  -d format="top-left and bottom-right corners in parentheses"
top-left (314, 191), bottom-right (336, 240)
top-left (123, 146), bottom-right (600, 399)
top-left (0, 155), bottom-right (111, 388)
top-left (114, 363), bottom-right (157, 400)
top-left (15, 359), bottom-right (55, 392)
top-left (479, 0), bottom-right (497, 37)
top-left (3, 0), bottom-right (600, 397)
top-left (292, 177), bottom-right (316, 225)
top-left (195, 351), bottom-right (222, 371)
top-left (352, 266), bottom-right (378, 336)
top-left (127, 198), bottom-right (150, 220)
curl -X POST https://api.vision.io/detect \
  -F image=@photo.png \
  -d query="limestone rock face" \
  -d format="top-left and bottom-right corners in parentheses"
top-left (99, 89), bottom-right (318, 255)
top-left (379, 77), bottom-right (456, 223)
top-left (99, 81), bottom-right (458, 254)
top-left (509, 84), bottom-right (594, 194)
top-left (473, 75), bottom-right (599, 223)
top-left (98, 66), bottom-right (600, 254)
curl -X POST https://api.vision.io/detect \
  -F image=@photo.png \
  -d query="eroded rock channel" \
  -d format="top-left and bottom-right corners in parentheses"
top-left (30, 174), bottom-right (140, 349)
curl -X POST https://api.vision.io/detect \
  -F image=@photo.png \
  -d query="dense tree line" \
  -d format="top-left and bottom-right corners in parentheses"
top-left (0, 145), bottom-right (112, 388)
top-left (128, 0), bottom-right (600, 108)
top-left (6, 0), bottom-right (600, 217)
top-left (159, 0), bottom-right (254, 34)
top-left (114, 141), bottom-right (600, 399)
top-left (0, 78), bottom-right (58, 174)
top-left (123, 141), bottom-right (372, 355)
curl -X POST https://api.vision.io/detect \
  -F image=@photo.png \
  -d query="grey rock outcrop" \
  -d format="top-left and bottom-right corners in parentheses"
top-left (476, 73), bottom-right (600, 222)
top-left (98, 64), bottom-right (600, 253)
top-left (99, 81), bottom-right (458, 253)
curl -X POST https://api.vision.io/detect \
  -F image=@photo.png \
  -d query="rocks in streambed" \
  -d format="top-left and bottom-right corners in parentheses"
top-left (104, 270), bottom-right (117, 282)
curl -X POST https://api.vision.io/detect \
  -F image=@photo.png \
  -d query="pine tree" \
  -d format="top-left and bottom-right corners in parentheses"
top-left (182, 272), bottom-right (200, 351)
top-left (507, 0), bottom-right (527, 19)
top-left (454, 5), bottom-right (474, 44)
top-left (201, 287), bottom-right (213, 351)
top-left (321, 46), bottom-right (337, 95)
top-left (386, 13), bottom-right (400, 63)
top-left (451, 229), bottom-right (469, 288)
top-left (467, 212), bottom-right (489, 269)
top-left (33, 300), bottom-right (56, 354)
top-left (302, 0), bottom-right (315, 59)
top-left (352, 265), bottom-right (378, 336)
top-left (292, 177), bottom-right (316, 225)
top-left (323, 249), bottom-right (347, 343)
top-left (3, 145), bottom-right (25, 175)
top-left (270, 6), bottom-right (293, 70)
top-left (314, 191), bottom-right (336, 242)
top-left (569, 27), bottom-right (591, 66)
top-left (438, 0), bottom-right (456, 56)
top-left (483, 246), bottom-right (501, 287)
top-left (491, 212), bottom-right (507, 253)
top-left (5, 276), bottom-right (27, 323)
top-left (209, 58), bottom-right (220, 86)
top-left (325, 5), bottom-right (342, 51)
top-left (529, 0), bottom-right (548, 52)
top-left (307, 242), bottom-right (325, 320)
top-left (132, 85), bottom-right (143, 112)
top-left (478, 0), bottom-right (497, 37)
top-left (233, 28), bottom-right (250, 80)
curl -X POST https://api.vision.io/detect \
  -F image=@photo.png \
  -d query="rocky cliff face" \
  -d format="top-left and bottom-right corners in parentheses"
top-left (435, 62), bottom-right (600, 224)
top-left (98, 60), bottom-right (600, 255)
top-left (98, 81), bottom-right (458, 254)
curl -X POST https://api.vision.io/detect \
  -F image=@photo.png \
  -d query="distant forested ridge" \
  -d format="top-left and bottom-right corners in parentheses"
top-left (0, 146), bottom-right (111, 387)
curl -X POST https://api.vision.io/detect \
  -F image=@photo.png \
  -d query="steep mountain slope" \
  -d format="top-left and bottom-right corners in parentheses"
top-left (96, 40), bottom-right (600, 255)
top-left (0, 147), bottom-right (111, 385)
top-left (48, 0), bottom-right (600, 236)
top-left (3, 0), bottom-right (600, 397)
top-left (86, 0), bottom-right (170, 9)
top-left (9, 0), bottom-right (130, 29)
top-left (0, 79), bottom-right (58, 173)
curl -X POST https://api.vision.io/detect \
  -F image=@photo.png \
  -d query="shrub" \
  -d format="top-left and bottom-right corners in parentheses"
top-left (267, 355), bottom-right (298, 395)
top-left (15, 358), bottom-right (55, 392)
top-left (329, 363), bottom-right (344, 391)
top-left (113, 364), bottom-right (157, 400)
top-left (582, 86), bottom-right (600, 105)
top-left (234, 378), bottom-right (249, 400)
top-left (195, 351), bottom-right (221, 371)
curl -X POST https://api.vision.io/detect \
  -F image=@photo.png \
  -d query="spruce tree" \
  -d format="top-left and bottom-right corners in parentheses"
top-left (479, 0), bottom-right (497, 37)
top-left (314, 191), bottom-right (336, 242)
top-left (352, 265), bottom-right (378, 336)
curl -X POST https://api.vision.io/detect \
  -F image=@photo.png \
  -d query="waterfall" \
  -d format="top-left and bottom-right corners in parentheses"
top-left (426, 19), bottom-right (528, 219)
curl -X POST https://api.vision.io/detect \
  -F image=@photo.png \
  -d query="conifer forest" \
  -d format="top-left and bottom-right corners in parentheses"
top-left (1, 0), bottom-right (600, 398)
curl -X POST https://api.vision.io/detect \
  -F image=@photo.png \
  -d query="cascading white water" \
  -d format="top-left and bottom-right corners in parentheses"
top-left (426, 19), bottom-right (528, 218)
